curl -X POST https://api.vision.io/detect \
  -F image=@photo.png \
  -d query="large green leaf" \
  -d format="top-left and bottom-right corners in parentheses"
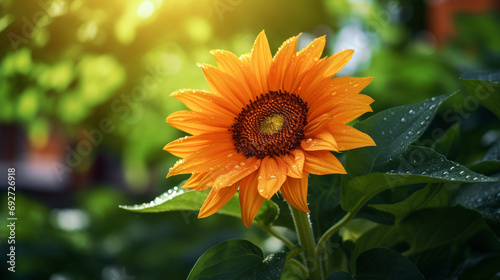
top-left (119, 185), bottom-right (279, 227)
top-left (350, 225), bottom-right (403, 273)
top-left (370, 184), bottom-right (448, 222)
top-left (187, 239), bottom-right (287, 280)
top-left (455, 173), bottom-right (500, 238)
top-left (468, 141), bottom-right (500, 175)
top-left (460, 77), bottom-right (500, 118)
top-left (341, 145), bottom-right (497, 211)
top-left (399, 206), bottom-right (485, 256)
top-left (431, 123), bottom-right (460, 160)
top-left (327, 248), bottom-right (424, 280)
top-left (346, 94), bottom-right (453, 177)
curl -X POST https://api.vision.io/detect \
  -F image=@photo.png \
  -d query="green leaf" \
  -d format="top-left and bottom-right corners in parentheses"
top-left (341, 145), bottom-right (498, 211)
top-left (469, 141), bottom-right (500, 175)
top-left (187, 239), bottom-right (286, 280)
top-left (431, 123), bottom-right (460, 160)
top-left (370, 184), bottom-right (448, 222)
top-left (455, 173), bottom-right (500, 238)
top-left (119, 185), bottom-right (279, 227)
top-left (460, 77), bottom-right (500, 118)
top-left (350, 225), bottom-right (403, 273)
top-left (399, 206), bottom-right (485, 256)
top-left (327, 248), bottom-right (424, 280)
top-left (346, 94), bottom-right (453, 178)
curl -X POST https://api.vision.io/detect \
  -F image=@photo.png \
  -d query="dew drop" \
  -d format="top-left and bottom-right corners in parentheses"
top-left (443, 171), bottom-right (449, 175)
top-left (401, 118), bottom-right (407, 123)
top-left (473, 177), bottom-right (478, 181)
top-left (381, 131), bottom-right (385, 135)
top-left (409, 110), bottom-right (415, 115)
top-left (383, 117), bottom-right (387, 121)
top-left (466, 175), bottom-right (471, 179)
top-left (269, 175), bottom-right (277, 179)
top-left (450, 166), bottom-right (455, 171)
top-left (422, 171), bottom-right (427, 175)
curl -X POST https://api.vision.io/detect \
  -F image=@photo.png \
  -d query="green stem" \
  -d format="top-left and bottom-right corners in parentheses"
top-left (256, 223), bottom-right (295, 249)
top-left (315, 197), bottom-right (369, 256)
top-left (290, 206), bottom-right (322, 280)
top-left (287, 258), bottom-right (309, 279)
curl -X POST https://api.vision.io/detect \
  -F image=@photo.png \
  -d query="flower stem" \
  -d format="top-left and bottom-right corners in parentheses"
top-left (256, 223), bottom-right (295, 249)
top-left (290, 206), bottom-right (321, 280)
top-left (287, 258), bottom-right (309, 279)
top-left (315, 197), bottom-right (369, 256)
top-left (315, 211), bottom-right (354, 256)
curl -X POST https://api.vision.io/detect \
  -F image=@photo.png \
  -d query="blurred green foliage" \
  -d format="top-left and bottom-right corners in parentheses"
top-left (1, 0), bottom-right (499, 279)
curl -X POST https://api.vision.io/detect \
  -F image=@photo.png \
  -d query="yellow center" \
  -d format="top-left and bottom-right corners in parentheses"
top-left (260, 114), bottom-right (285, 134)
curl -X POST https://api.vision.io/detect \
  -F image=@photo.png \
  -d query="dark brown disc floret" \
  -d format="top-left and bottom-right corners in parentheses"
top-left (230, 90), bottom-right (308, 158)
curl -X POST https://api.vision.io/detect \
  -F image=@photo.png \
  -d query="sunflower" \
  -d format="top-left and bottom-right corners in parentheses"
top-left (164, 31), bottom-right (375, 228)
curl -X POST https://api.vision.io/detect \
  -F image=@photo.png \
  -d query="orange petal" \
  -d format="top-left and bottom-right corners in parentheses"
top-left (239, 172), bottom-right (265, 228)
top-left (181, 173), bottom-right (211, 191)
top-left (305, 113), bottom-right (333, 135)
top-left (285, 36), bottom-right (326, 93)
top-left (268, 34), bottom-right (300, 91)
top-left (251, 30), bottom-right (272, 94)
top-left (297, 49), bottom-right (354, 98)
top-left (330, 100), bottom-right (373, 124)
top-left (166, 110), bottom-right (231, 135)
top-left (303, 151), bottom-right (346, 175)
top-left (280, 173), bottom-right (310, 213)
top-left (198, 63), bottom-right (247, 110)
top-left (198, 184), bottom-right (238, 219)
top-left (282, 149), bottom-right (305, 178)
top-left (306, 77), bottom-right (374, 111)
top-left (164, 132), bottom-right (232, 158)
top-left (329, 123), bottom-right (376, 151)
top-left (307, 96), bottom-right (371, 122)
top-left (167, 143), bottom-right (235, 177)
top-left (257, 156), bottom-right (288, 199)
top-left (213, 157), bottom-right (261, 190)
top-left (171, 89), bottom-right (236, 120)
top-left (301, 131), bottom-right (339, 152)
top-left (210, 50), bottom-right (255, 103)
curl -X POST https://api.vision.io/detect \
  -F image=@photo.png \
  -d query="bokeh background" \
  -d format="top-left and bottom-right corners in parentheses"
top-left (1, 0), bottom-right (499, 279)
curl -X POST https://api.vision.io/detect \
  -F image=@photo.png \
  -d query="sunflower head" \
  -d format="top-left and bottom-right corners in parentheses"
top-left (164, 31), bottom-right (376, 228)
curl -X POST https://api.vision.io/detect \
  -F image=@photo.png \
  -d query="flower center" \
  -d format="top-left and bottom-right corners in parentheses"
top-left (230, 90), bottom-right (308, 159)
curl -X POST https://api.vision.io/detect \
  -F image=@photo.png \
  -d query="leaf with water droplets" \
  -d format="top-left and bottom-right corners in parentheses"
top-left (341, 146), bottom-right (499, 212)
top-left (345, 93), bottom-right (454, 177)
top-left (432, 123), bottom-right (460, 160)
top-left (120, 183), bottom-right (279, 227)
top-left (454, 173), bottom-right (500, 238)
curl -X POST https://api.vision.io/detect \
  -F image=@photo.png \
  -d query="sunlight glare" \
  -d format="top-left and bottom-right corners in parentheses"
top-left (137, 0), bottom-right (155, 19)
